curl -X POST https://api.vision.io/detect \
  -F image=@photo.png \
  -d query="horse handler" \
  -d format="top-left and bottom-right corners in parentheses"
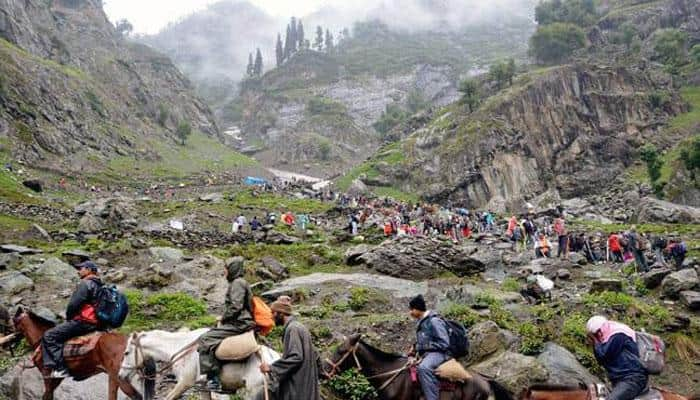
top-left (258, 299), bottom-right (321, 400)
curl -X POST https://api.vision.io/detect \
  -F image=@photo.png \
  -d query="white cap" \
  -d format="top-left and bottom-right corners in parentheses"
top-left (586, 316), bottom-right (608, 334)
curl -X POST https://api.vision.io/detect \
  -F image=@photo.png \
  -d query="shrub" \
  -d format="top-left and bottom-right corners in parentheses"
top-left (442, 303), bottom-right (481, 327)
top-left (157, 103), bottom-right (169, 127)
top-left (307, 97), bottom-right (346, 115)
top-left (648, 91), bottom-right (670, 110)
top-left (639, 144), bottom-right (665, 196)
top-left (85, 90), bottom-right (105, 117)
top-left (373, 104), bottom-right (409, 136)
top-left (176, 121), bottom-right (192, 145)
top-left (458, 79), bottom-right (480, 112)
top-left (519, 322), bottom-right (545, 355)
top-left (535, 0), bottom-right (597, 27)
top-left (680, 136), bottom-right (700, 176)
top-left (122, 291), bottom-right (213, 331)
top-left (653, 29), bottom-right (688, 68)
top-left (489, 58), bottom-right (516, 89)
top-left (501, 277), bottom-right (520, 292)
top-left (327, 369), bottom-right (377, 400)
top-left (529, 23), bottom-right (586, 64)
top-left (349, 287), bottom-right (370, 311)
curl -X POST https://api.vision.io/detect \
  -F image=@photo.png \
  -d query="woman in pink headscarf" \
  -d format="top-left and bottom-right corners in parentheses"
top-left (586, 316), bottom-right (649, 400)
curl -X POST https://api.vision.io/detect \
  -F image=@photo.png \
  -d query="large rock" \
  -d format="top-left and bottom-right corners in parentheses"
top-left (0, 272), bottom-right (34, 294)
top-left (149, 247), bottom-right (184, 262)
top-left (680, 291), bottom-right (700, 311)
top-left (34, 257), bottom-right (75, 284)
top-left (78, 214), bottom-right (105, 233)
top-left (352, 236), bottom-right (485, 280)
top-left (590, 279), bottom-right (623, 293)
top-left (263, 273), bottom-right (426, 300)
top-left (264, 231), bottom-right (300, 245)
top-left (471, 351), bottom-right (548, 393)
top-left (0, 244), bottom-right (41, 255)
top-left (199, 192), bottom-right (224, 203)
top-left (642, 267), bottom-right (673, 289)
top-left (344, 244), bottom-right (371, 266)
top-left (347, 179), bottom-right (368, 196)
top-left (260, 257), bottom-right (289, 280)
top-left (636, 197), bottom-right (700, 224)
top-left (537, 342), bottom-right (600, 386)
top-left (661, 269), bottom-right (699, 299)
top-left (0, 364), bottom-right (131, 400)
top-left (467, 321), bottom-right (509, 363)
top-left (22, 179), bottom-right (43, 193)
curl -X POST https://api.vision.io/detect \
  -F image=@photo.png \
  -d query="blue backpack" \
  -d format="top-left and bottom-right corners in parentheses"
top-left (428, 315), bottom-right (470, 359)
top-left (95, 284), bottom-right (129, 328)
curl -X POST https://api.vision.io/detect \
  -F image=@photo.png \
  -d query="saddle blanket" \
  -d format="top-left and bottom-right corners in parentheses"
top-left (63, 331), bottom-right (105, 358)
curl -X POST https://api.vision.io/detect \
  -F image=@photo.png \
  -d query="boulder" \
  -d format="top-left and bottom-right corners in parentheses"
top-left (260, 257), bottom-right (289, 280)
top-left (31, 224), bottom-right (52, 242)
top-left (149, 247), bottom-right (184, 263)
top-left (353, 236), bottom-right (485, 280)
top-left (345, 244), bottom-right (371, 265)
top-left (22, 179), bottom-right (43, 192)
top-left (61, 249), bottom-right (91, 262)
top-left (0, 253), bottom-right (22, 270)
top-left (557, 269), bottom-right (571, 280)
top-left (680, 291), bottom-right (700, 311)
top-left (347, 179), bottom-right (368, 196)
top-left (0, 272), bottom-right (34, 294)
top-left (0, 244), bottom-right (41, 255)
top-left (537, 342), bottom-right (600, 386)
top-left (199, 192), bottom-right (224, 203)
top-left (467, 321), bottom-right (509, 363)
top-left (636, 197), bottom-right (700, 224)
top-left (642, 267), bottom-right (673, 289)
top-left (661, 269), bottom-right (699, 299)
top-left (0, 364), bottom-right (131, 400)
top-left (78, 214), bottom-right (105, 233)
top-left (590, 279), bottom-right (623, 293)
top-left (34, 257), bottom-right (74, 283)
top-left (568, 252), bottom-right (587, 266)
top-left (471, 351), bottom-right (548, 393)
top-left (264, 231), bottom-right (300, 245)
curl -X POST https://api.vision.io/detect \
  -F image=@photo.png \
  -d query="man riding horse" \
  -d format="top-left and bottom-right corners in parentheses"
top-left (197, 256), bottom-right (256, 391)
top-left (42, 261), bottom-right (103, 379)
top-left (408, 295), bottom-right (451, 400)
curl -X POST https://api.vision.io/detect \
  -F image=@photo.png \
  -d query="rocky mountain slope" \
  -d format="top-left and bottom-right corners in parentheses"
top-left (0, 0), bottom-right (254, 181)
top-left (343, 0), bottom-right (700, 211)
top-left (230, 18), bottom-right (536, 177)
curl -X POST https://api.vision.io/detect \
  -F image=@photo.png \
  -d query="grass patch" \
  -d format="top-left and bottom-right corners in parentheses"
top-left (121, 290), bottom-right (216, 332)
top-left (669, 86), bottom-right (700, 131)
top-left (0, 167), bottom-right (41, 204)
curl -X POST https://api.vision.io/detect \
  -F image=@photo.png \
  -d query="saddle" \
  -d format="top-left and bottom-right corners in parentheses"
top-left (63, 331), bottom-right (105, 358)
top-left (590, 383), bottom-right (663, 400)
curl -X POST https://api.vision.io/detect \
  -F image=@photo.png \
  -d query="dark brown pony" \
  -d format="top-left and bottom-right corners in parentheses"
top-left (11, 306), bottom-right (145, 400)
top-left (518, 383), bottom-right (700, 400)
top-left (323, 334), bottom-right (513, 400)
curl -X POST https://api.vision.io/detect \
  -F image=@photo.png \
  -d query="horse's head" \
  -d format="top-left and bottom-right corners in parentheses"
top-left (119, 332), bottom-right (156, 400)
top-left (322, 333), bottom-right (362, 379)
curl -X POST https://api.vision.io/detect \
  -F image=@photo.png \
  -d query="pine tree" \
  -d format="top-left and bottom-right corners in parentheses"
top-left (246, 53), bottom-right (254, 77)
top-left (254, 48), bottom-right (263, 77)
top-left (290, 17), bottom-right (298, 54)
top-left (325, 29), bottom-right (334, 54)
top-left (297, 20), bottom-right (305, 50)
top-left (314, 26), bottom-right (324, 51)
top-left (275, 33), bottom-right (283, 67)
top-left (284, 24), bottom-right (292, 60)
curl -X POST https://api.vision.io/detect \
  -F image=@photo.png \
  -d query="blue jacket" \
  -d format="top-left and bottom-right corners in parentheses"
top-left (416, 311), bottom-right (450, 356)
top-left (594, 333), bottom-right (647, 382)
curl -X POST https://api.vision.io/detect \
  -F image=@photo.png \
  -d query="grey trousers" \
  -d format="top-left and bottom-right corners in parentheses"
top-left (41, 320), bottom-right (96, 371)
top-left (417, 352), bottom-right (450, 400)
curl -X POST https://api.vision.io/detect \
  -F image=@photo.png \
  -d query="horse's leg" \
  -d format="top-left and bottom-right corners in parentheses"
top-left (42, 378), bottom-right (62, 400)
top-left (108, 373), bottom-right (119, 400)
top-left (165, 357), bottom-right (198, 400)
top-left (117, 377), bottom-right (142, 400)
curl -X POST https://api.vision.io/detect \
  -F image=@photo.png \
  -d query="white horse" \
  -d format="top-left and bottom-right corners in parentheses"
top-left (118, 329), bottom-right (280, 400)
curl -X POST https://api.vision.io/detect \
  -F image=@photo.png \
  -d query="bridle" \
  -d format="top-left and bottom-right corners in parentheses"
top-left (121, 333), bottom-right (199, 381)
top-left (323, 340), bottom-right (416, 393)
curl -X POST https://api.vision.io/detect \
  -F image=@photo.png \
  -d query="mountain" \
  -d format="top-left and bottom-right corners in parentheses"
top-left (339, 0), bottom-right (700, 210)
top-left (140, 1), bottom-right (280, 116)
top-left (0, 0), bottom-right (254, 183)
top-left (230, 15), bottom-right (537, 177)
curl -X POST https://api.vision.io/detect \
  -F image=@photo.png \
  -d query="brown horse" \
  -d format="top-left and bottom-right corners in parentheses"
top-left (323, 334), bottom-right (513, 400)
top-left (11, 306), bottom-right (145, 400)
top-left (518, 383), bottom-right (700, 400)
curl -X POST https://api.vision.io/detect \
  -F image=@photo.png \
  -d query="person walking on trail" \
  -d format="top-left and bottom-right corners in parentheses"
top-left (198, 257), bottom-right (256, 391)
top-left (553, 215), bottom-right (569, 259)
top-left (626, 226), bottom-right (648, 272)
top-left (258, 299), bottom-right (321, 400)
top-left (408, 295), bottom-right (450, 400)
top-left (41, 261), bottom-right (102, 378)
top-left (586, 316), bottom-right (648, 400)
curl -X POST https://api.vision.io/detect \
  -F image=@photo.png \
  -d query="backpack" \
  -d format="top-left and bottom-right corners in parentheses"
top-left (95, 284), bottom-right (129, 328)
top-left (430, 316), bottom-right (469, 359)
top-left (636, 331), bottom-right (665, 375)
top-left (251, 296), bottom-right (274, 336)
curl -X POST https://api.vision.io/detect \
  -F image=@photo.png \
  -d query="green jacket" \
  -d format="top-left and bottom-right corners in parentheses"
top-left (221, 257), bottom-right (255, 332)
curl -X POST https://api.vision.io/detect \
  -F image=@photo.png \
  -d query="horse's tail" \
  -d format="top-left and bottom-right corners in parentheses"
top-left (488, 379), bottom-right (514, 400)
top-left (143, 358), bottom-right (156, 400)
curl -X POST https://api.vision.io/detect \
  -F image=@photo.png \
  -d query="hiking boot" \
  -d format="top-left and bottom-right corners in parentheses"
top-left (49, 369), bottom-right (70, 379)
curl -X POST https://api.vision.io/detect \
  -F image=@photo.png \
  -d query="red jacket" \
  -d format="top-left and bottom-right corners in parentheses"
top-left (608, 235), bottom-right (621, 252)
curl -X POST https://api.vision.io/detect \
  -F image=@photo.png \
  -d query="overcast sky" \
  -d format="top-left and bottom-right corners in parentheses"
top-left (103, 0), bottom-right (332, 34)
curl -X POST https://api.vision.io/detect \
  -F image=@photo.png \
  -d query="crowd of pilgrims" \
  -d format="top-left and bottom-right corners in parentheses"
top-left (340, 195), bottom-right (688, 270)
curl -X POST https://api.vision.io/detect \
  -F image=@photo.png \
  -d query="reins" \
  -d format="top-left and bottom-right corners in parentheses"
top-left (324, 341), bottom-right (417, 393)
top-left (123, 333), bottom-right (200, 380)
